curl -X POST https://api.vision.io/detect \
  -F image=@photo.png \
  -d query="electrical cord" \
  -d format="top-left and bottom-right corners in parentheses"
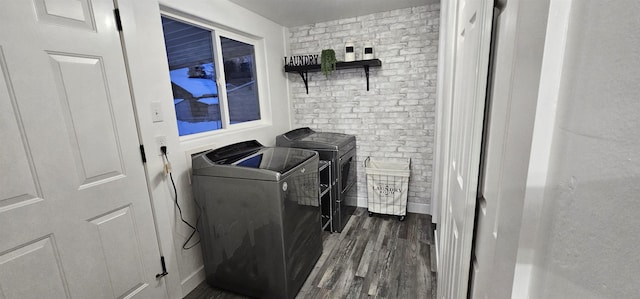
top-left (161, 146), bottom-right (200, 250)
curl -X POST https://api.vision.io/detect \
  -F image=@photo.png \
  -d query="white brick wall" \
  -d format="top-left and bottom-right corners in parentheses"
top-left (287, 4), bottom-right (439, 213)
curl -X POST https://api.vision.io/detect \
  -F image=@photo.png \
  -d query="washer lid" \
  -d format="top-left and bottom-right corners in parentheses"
top-left (192, 140), bottom-right (317, 180)
top-left (276, 127), bottom-right (355, 150)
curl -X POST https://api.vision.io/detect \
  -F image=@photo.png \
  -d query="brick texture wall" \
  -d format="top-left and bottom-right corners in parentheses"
top-left (287, 4), bottom-right (439, 212)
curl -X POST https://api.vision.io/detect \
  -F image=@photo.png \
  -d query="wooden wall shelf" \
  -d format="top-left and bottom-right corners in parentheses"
top-left (284, 59), bottom-right (382, 94)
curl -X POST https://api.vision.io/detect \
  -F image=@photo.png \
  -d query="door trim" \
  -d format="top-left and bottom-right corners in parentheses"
top-left (512, 0), bottom-right (572, 297)
top-left (115, 1), bottom-right (183, 298)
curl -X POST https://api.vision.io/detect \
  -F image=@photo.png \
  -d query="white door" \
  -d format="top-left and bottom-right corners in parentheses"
top-left (437, 0), bottom-right (494, 298)
top-left (0, 1), bottom-right (167, 298)
top-left (469, 7), bottom-right (502, 298)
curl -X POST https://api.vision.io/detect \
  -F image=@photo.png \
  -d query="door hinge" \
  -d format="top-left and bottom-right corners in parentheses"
top-left (156, 256), bottom-right (169, 279)
top-left (140, 145), bottom-right (147, 163)
top-left (113, 8), bottom-right (123, 31)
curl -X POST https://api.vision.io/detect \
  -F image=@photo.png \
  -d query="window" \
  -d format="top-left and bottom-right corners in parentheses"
top-left (161, 16), bottom-right (262, 136)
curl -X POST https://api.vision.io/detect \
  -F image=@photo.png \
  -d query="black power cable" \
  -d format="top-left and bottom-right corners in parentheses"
top-left (161, 146), bottom-right (200, 250)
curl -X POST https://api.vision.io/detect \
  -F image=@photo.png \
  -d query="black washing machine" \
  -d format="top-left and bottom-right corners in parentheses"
top-left (191, 140), bottom-right (322, 299)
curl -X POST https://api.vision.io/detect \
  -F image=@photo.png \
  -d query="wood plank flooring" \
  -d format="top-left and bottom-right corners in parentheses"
top-left (184, 208), bottom-right (437, 299)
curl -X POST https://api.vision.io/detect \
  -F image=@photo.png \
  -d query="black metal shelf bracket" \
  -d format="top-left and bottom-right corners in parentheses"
top-left (297, 70), bottom-right (309, 94)
top-left (284, 59), bottom-right (381, 94)
top-left (364, 65), bottom-right (370, 91)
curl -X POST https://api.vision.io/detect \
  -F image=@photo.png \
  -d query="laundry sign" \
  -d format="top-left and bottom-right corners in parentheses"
top-left (284, 55), bottom-right (319, 66)
top-left (373, 184), bottom-right (402, 196)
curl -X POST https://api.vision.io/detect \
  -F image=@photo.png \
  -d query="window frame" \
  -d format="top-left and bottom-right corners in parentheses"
top-left (160, 11), bottom-right (270, 141)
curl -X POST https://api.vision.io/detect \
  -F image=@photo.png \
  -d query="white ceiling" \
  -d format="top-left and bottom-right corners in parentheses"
top-left (228, 0), bottom-right (438, 27)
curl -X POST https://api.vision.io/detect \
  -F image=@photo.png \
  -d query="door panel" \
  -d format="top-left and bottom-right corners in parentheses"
top-left (0, 1), bottom-right (166, 298)
top-left (33, 0), bottom-right (96, 30)
top-left (438, 0), bottom-right (494, 298)
top-left (0, 236), bottom-right (69, 299)
top-left (48, 53), bottom-right (125, 187)
top-left (89, 206), bottom-right (148, 298)
top-left (0, 51), bottom-right (43, 212)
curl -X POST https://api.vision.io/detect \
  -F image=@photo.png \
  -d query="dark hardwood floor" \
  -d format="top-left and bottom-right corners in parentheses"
top-left (184, 208), bottom-right (437, 299)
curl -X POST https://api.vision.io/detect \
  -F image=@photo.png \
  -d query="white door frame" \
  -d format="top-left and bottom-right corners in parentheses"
top-left (116, 1), bottom-right (184, 298)
top-left (435, 0), bottom-right (572, 297)
top-left (512, 0), bottom-right (573, 297)
top-left (469, 0), bottom-right (552, 297)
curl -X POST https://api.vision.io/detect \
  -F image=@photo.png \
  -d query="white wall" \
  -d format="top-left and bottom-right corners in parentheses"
top-left (287, 5), bottom-right (440, 214)
top-left (118, 0), bottom-right (291, 296)
top-left (527, 0), bottom-right (640, 297)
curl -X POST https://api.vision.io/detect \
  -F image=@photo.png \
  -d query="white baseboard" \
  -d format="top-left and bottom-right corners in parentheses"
top-left (181, 266), bottom-right (205, 296)
top-left (407, 202), bottom-right (430, 214)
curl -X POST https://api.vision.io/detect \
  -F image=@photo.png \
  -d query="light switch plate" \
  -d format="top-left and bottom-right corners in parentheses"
top-left (151, 102), bottom-right (163, 122)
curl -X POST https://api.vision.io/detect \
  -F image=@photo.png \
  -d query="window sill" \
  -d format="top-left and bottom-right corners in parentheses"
top-left (178, 120), bottom-right (272, 151)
